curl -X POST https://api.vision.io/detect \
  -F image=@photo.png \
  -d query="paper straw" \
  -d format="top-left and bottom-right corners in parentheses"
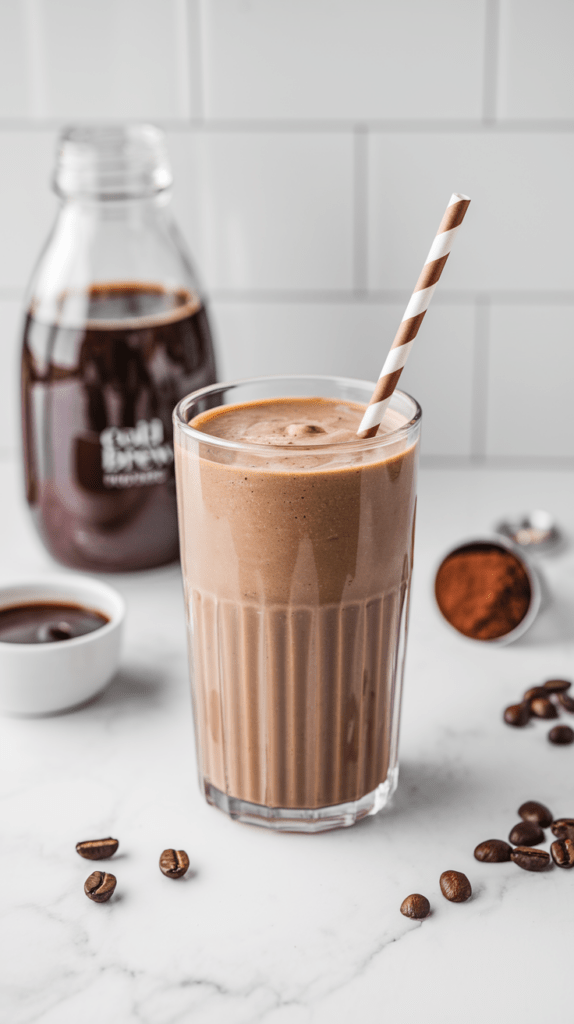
top-left (357, 192), bottom-right (471, 439)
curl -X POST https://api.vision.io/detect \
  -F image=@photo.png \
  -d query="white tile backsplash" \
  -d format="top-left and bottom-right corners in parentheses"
top-left (399, 303), bottom-right (476, 458)
top-left (164, 130), bottom-right (206, 281)
top-left (0, 1), bottom-right (573, 463)
top-left (0, 297), bottom-right (26, 454)
top-left (201, 0), bottom-right (486, 120)
top-left (174, 133), bottom-right (354, 291)
top-left (486, 304), bottom-right (574, 459)
top-left (0, 4), bottom-right (31, 117)
top-left (367, 133), bottom-right (574, 292)
top-left (498, 0), bottom-right (574, 119)
top-left (210, 300), bottom-right (475, 457)
top-left (19, 0), bottom-right (198, 120)
top-left (0, 132), bottom-right (57, 291)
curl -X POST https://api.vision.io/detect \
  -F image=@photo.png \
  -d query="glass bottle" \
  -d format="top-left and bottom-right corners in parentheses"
top-left (21, 124), bottom-right (217, 572)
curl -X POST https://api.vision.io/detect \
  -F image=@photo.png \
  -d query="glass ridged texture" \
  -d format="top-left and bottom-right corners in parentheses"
top-left (174, 376), bottom-right (421, 832)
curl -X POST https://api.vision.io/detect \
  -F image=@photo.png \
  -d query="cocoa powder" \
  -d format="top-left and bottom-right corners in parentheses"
top-left (435, 542), bottom-right (531, 641)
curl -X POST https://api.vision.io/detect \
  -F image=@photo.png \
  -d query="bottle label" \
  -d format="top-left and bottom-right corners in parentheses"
top-left (100, 418), bottom-right (173, 488)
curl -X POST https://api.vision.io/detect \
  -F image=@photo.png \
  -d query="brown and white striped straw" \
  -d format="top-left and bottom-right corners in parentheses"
top-left (357, 192), bottom-right (471, 438)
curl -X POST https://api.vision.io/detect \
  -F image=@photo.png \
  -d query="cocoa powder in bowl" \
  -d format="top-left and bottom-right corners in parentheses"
top-left (435, 541), bottom-right (533, 641)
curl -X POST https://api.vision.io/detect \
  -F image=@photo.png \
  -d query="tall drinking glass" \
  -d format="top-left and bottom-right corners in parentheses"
top-left (174, 376), bottom-right (421, 832)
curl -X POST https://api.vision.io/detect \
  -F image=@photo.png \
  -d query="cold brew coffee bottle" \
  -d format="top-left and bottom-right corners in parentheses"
top-left (21, 124), bottom-right (217, 571)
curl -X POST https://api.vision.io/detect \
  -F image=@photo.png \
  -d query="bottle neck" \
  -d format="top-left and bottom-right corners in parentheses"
top-left (27, 124), bottom-right (200, 328)
top-left (28, 189), bottom-right (199, 327)
top-left (57, 188), bottom-right (172, 221)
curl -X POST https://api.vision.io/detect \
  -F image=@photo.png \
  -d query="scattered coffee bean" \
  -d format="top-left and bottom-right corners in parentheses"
top-left (510, 847), bottom-right (551, 872)
top-left (474, 839), bottom-right (512, 863)
top-left (551, 818), bottom-right (574, 840)
top-left (159, 848), bottom-right (190, 879)
top-left (518, 801), bottom-right (553, 828)
top-left (400, 893), bottom-right (431, 919)
top-left (548, 725), bottom-right (574, 745)
top-left (76, 837), bottom-right (119, 860)
top-left (550, 838), bottom-right (574, 868)
top-left (509, 821), bottom-right (544, 846)
top-left (523, 686), bottom-right (547, 703)
top-left (504, 702), bottom-right (530, 727)
top-left (530, 696), bottom-right (559, 719)
top-left (439, 870), bottom-right (472, 903)
top-left (84, 870), bottom-right (117, 902)
top-left (543, 679), bottom-right (571, 694)
top-left (558, 692), bottom-right (574, 713)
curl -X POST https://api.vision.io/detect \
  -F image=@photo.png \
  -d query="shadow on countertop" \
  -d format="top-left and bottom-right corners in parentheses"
top-left (353, 757), bottom-right (481, 836)
top-left (94, 662), bottom-right (178, 715)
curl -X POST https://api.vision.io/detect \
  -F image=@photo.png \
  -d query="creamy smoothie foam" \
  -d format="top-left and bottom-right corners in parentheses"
top-left (175, 394), bottom-right (419, 818)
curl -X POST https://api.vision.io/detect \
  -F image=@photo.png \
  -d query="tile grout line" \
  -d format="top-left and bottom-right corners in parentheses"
top-left (470, 296), bottom-right (490, 462)
top-left (420, 454), bottom-right (574, 469)
top-left (1, 118), bottom-right (574, 134)
top-left (22, 0), bottom-right (46, 119)
top-left (174, 0), bottom-right (195, 122)
top-left (482, 0), bottom-right (500, 123)
top-left (4, 287), bottom-right (574, 306)
top-left (204, 289), bottom-right (574, 305)
top-left (195, 0), bottom-right (207, 123)
top-left (353, 126), bottom-right (368, 293)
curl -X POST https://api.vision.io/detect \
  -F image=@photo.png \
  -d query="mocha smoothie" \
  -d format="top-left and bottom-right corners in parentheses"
top-left (175, 396), bottom-right (418, 811)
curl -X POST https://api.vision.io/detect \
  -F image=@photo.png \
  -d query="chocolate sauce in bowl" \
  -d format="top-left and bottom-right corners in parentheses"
top-left (0, 602), bottom-right (109, 644)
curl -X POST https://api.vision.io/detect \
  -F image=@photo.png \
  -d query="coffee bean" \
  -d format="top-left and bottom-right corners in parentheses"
top-left (548, 725), bottom-right (574, 745)
top-left (518, 800), bottom-right (553, 828)
top-left (509, 821), bottom-right (544, 846)
top-left (530, 696), bottom-right (559, 719)
top-left (544, 678), bottom-right (571, 694)
top-left (474, 839), bottom-right (512, 863)
top-left (510, 847), bottom-right (551, 872)
top-left (551, 818), bottom-right (574, 840)
top-left (439, 870), bottom-right (472, 903)
top-left (84, 870), bottom-right (117, 902)
top-left (523, 686), bottom-right (547, 703)
top-left (76, 837), bottom-right (119, 860)
top-left (159, 848), bottom-right (189, 879)
top-left (550, 838), bottom-right (574, 868)
top-left (400, 893), bottom-right (430, 919)
top-left (504, 702), bottom-right (530, 727)
top-left (558, 692), bottom-right (574, 713)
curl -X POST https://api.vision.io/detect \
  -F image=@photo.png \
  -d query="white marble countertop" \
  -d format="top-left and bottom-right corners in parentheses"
top-left (2, 458), bottom-right (574, 1024)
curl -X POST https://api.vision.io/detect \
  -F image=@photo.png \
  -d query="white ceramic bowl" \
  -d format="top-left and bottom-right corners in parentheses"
top-left (0, 576), bottom-right (125, 715)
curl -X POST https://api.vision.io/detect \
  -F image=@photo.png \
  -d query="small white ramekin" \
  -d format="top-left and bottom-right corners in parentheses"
top-left (0, 576), bottom-right (125, 715)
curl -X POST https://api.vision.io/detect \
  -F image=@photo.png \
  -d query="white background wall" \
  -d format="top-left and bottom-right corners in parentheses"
top-left (1, 0), bottom-right (573, 464)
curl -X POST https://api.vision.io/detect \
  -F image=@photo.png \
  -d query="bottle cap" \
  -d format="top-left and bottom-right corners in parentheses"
top-left (54, 123), bottom-right (172, 199)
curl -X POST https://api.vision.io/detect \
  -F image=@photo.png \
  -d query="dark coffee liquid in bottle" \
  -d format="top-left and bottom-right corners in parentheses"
top-left (23, 282), bottom-right (215, 571)
top-left (21, 124), bottom-right (217, 571)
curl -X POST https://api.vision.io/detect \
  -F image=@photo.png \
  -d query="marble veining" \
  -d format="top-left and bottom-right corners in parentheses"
top-left (1, 460), bottom-right (574, 1023)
